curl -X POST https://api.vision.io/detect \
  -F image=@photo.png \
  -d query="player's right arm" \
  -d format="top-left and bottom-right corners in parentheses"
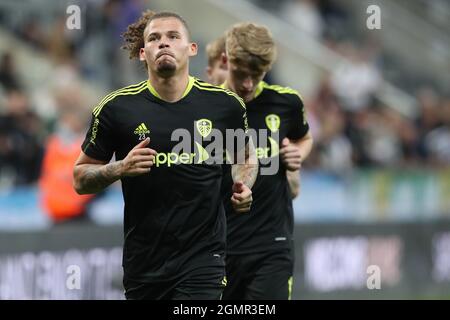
top-left (74, 94), bottom-right (158, 195)
top-left (230, 136), bottom-right (258, 213)
top-left (224, 92), bottom-right (258, 213)
top-left (73, 138), bottom-right (156, 195)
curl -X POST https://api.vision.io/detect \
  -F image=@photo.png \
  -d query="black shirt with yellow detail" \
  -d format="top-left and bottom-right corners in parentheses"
top-left (81, 76), bottom-right (247, 283)
top-left (223, 81), bottom-right (309, 255)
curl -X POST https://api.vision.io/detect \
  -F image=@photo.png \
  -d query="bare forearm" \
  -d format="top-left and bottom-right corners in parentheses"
top-left (231, 162), bottom-right (258, 189)
top-left (286, 170), bottom-right (300, 199)
top-left (296, 135), bottom-right (313, 162)
top-left (73, 161), bottom-right (123, 194)
top-left (231, 137), bottom-right (258, 189)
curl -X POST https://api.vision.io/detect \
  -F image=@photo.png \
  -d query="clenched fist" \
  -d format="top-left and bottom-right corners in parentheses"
top-left (231, 181), bottom-right (253, 213)
top-left (120, 138), bottom-right (157, 177)
top-left (280, 137), bottom-right (302, 171)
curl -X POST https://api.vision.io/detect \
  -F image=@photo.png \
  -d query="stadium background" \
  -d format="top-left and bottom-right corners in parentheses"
top-left (0, 0), bottom-right (449, 299)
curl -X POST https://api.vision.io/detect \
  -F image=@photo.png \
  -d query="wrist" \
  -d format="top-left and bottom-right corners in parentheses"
top-left (285, 161), bottom-right (302, 171)
top-left (112, 160), bottom-right (125, 179)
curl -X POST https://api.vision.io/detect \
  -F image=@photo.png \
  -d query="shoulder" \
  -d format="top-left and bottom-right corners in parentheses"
top-left (192, 78), bottom-right (246, 110)
top-left (92, 80), bottom-right (148, 117)
top-left (261, 82), bottom-right (304, 107)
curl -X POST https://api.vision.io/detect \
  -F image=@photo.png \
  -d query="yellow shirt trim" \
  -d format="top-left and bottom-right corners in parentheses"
top-left (147, 76), bottom-right (195, 100)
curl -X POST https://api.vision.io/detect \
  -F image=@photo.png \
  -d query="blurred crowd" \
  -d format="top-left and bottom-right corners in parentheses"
top-left (254, 0), bottom-right (450, 172)
top-left (0, 0), bottom-right (147, 222)
top-left (0, 0), bottom-right (448, 198)
top-left (305, 73), bottom-right (450, 172)
top-left (0, 0), bottom-right (146, 181)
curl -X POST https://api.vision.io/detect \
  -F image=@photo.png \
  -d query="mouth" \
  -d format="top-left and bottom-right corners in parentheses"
top-left (156, 51), bottom-right (175, 60)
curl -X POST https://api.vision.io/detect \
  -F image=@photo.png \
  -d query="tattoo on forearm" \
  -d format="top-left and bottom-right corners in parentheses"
top-left (232, 163), bottom-right (258, 189)
top-left (77, 162), bottom-right (122, 194)
top-left (231, 138), bottom-right (258, 188)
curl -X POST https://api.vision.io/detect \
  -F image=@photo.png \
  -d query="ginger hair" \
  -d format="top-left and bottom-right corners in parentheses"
top-left (225, 22), bottom-right (277, 73)
top-left (205, 35), bottom-right (226, 67)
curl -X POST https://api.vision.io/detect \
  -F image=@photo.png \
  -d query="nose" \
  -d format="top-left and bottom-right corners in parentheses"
top-left (158, 35), bottom-right (171, 49)
top-left (158, 42), bottom-right (169, 49)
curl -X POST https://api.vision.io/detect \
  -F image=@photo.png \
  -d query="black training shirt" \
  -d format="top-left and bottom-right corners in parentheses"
top-left (82, 77), bottom-right (247, 282)
top-left (223, 81), bottom-right (309, 255)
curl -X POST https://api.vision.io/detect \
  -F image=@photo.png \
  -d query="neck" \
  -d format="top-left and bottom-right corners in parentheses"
top-left (148, 68), bottom-right (190, 102)
top-left (223, 79), bottom-right (231, 90)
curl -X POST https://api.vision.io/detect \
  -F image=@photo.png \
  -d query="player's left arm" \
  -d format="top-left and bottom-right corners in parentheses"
top-left (286, 169), bottom-right (300, 199)
top-left (281, 92), bottom-right (314, 197)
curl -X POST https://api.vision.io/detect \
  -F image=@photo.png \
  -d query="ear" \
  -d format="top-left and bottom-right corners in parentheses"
top-left (189, 42), bottom-right (198, 57)
top-left (221, 52), bottom-right (228, 67)
top-left (139, 47), bottom-right (146, 61)
top-left (219, 52), bottom-right (228, 70)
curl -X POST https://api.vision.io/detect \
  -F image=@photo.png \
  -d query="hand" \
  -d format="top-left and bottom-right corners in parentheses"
top-left (280, 137), bottom-right (302, 171)
top-left (231, 181), bottom-right (252, 213)
top-left (120, 138), bottom-right (157, 177)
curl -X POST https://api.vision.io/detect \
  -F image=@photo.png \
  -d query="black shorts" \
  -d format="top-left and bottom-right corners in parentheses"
top-left (124, 266), bottom-right (226, 300)
top-left (222, 249), bottom-right (294, 300)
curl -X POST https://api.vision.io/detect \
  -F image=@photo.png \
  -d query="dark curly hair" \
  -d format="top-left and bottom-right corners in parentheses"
top-left (122, 10), bottom-right (156, 62)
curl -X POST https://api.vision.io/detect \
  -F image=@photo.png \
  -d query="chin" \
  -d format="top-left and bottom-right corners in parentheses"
top-left (240, 93), bottom-right (252, 102)
top-left (157, 62), bottom-right (177, 77)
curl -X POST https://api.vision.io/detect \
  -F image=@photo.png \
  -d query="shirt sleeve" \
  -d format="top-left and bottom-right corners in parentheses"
top-left (224, 93), bottom-right (248, 164)
top-left (229, 93), bottom-right (248, 132)
top-left (287, 93), bottom-right (309, 140)
top-left (81, 102), bottom-right (116, 162)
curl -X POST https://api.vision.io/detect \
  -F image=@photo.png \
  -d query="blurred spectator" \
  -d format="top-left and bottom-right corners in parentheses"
top-left (395, 111), bottom-right (419, 167)
top-left (17, 14), bottom-right (47, 50)
top-left (330, 42), bottom-right (381, 112)
top-left (39, 107), bottom-right (94, 223)
top-left (309, 77), bottom-right (353, 172)
top-left (363, 107), bottom-right (403, 167)
top-left (103, 0), bottom-right (145, 88)
top-left (47, 16), bottom-right (78, 65)
top-left (415, 87), bottom-right (442, 161)
top-left (0, 52), bottom-right (21, 91)
top-left (344, 109), bottom-right (373, 167)
top-left (281, 0), bottom-right (324, 39)
top-left (317, 0), bottom-right (348, 41)
top-left (0, 90), bottom-right (44, 186)
top-left (424, 98), bottom-right (450, 166)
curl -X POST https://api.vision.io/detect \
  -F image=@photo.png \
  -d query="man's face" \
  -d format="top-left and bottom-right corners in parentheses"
top-left (206, 60), bottom-right (227, 86)
top-left (226, 61), bottom-right (266, 103)
top-left (140, 17), bottom-right (197, 78)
